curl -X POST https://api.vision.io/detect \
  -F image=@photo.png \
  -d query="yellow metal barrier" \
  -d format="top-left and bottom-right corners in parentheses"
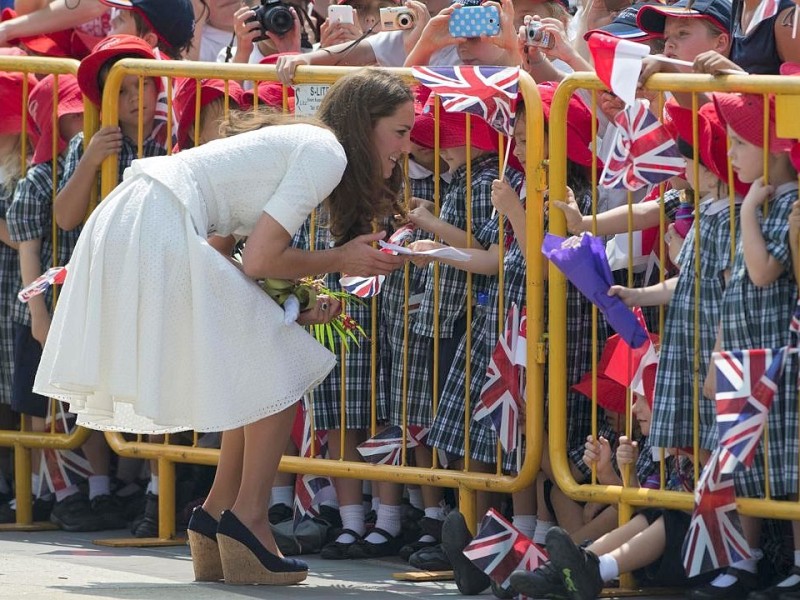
top-left (0, 56), bottom-right (99, 530)
top-left (548, 71), bottom-right (800, 531)
top-left (94, 60), bottom-right (547, 542)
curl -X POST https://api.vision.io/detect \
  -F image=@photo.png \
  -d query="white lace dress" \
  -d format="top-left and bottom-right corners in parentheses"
top-left (34, 124), bottom-right (346, 433)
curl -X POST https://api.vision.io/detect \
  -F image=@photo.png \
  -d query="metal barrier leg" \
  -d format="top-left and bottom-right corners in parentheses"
top-left (94, 456), bottom-right (184, 547)
top-left (458, 486), bottom-right (478, 536)
top-left (0, 443), bottom-right (57, 532)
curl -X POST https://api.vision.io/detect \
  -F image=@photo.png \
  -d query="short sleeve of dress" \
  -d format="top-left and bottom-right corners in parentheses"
top-left (263, 129), bottom-right (347, 236)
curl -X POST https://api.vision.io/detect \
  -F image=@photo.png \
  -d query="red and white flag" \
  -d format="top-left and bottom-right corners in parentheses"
top-left (587, 33), bottom-right (650, 106)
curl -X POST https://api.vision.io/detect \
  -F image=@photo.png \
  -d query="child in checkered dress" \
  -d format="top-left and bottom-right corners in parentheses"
top-left (685, 92), bottom-right (800, 599)
top-left (0, 72), bottom-right (36, 410)
top-left (608, 99), bottom-right (744, 458)
top-left (4, 74), bottom-right (92, 528)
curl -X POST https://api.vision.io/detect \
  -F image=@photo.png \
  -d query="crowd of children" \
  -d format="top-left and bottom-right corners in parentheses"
top-left (0, 0), bottom-right (799, 597)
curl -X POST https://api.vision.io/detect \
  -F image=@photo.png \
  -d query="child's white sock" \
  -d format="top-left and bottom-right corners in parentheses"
top-left (146, 475), bottom-right (159, 496)
top-left (55, 484), bottom-right (79, 503)
top-left (408, 487), bottom-right (424, 511)
top-left (709, 551), bottom-right (760, 587)
top-left (365, 503), bottom-right (402, 543)
top-left (88, 475), bottom-right (110, 500)
top-left (269, 485), bottom-right (294, 508)
top-left (598, 554), bottom-right (619, 582)
top-left (371, 496), bottom-right (381, 512)
top-left (336, 504), bottom-right (365, 544)
top-left (512, 515), bottom-right (537, 541)
top-left (533, 520), bottom-right (555, 545)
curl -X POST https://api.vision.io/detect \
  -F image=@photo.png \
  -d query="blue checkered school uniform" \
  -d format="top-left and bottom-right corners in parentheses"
top-left (426, 164), bottom-right (524, 462)
top-left (650, 195), bottom-right (739, 452)
top-left (379, 172), bottom-right (441, 427)
top-left (720, 184), bottom-right (799, 498)
top-left (0, 184), bottom-right (20, 405)
top-left (61, 132), bottom-right (166, 191)
top-left (291, 213), bottom-right (384, 431)
top-left (6, 159), bottom-right (74, 327)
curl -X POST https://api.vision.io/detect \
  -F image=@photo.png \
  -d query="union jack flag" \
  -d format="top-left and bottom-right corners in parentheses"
top-left (600, 99), bottom-right (685, 191)
top-left (714, 347), bottom-right (786, 474)
top-left (682, 448), bottom-right (751, 577)
top-left (475, 304), bottom-right (526, 452)
top-left (411, 66), bottom-right (520, 136)
top-left (463, 509), bottom-right (548, 590)
top-left (339, 274), bottom-right (385, 298)
top-left (38, 408), bottom-right (93, 493)
top-left (357, 425), bottom-right (426, 465)
top-left (293, 473), bottom-right (337, 529)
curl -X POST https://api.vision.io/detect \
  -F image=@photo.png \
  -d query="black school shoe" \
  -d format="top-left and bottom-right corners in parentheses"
top-left (749, 567), bottom-right (800, 600)
top-left (50, 493), bottom-right (107, 531)
top-left (510, 560), bottom-right (571, 600)
top-left (0, 496), bottom-right (54, 524)
top-left (688, 567), bottom-right (759, 600)
top-left (268, 503), bottom-right (293, 525)
top-left (320, 529), bottom-right (363, 559)
top-left (346, 527), bottom-right (404, 559)
top-left (545, 527), bottom-right (604, 600)
top-left (441, 510), bottom-right (490, 595)
top-left (399, 516), bottom-right (443, 561)
top-left (90, 494), bottom-right (128, 530)
top-left (409, 543), bottom-right (452, 571)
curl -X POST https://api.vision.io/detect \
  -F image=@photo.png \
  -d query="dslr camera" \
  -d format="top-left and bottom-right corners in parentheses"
top-left (247, 0), bottom-right (295, 39)
top-left (380, 6), bottom-right (415, 30)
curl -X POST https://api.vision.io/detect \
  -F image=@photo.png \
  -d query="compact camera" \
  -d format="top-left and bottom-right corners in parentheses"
top-left (526, 21), bottom-right (554, 49)
top-left (247, 0), bottom-right (295, 39)
top-left (380, 6), bottom-right (415, 30)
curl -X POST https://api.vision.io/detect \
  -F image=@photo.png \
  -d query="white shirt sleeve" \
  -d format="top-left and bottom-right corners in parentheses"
top-left (263, 128), bottom-right (348, 235)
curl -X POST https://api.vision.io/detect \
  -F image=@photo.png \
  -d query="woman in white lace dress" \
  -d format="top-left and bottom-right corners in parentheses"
top-left (33, 68), bottom-right (414, 586)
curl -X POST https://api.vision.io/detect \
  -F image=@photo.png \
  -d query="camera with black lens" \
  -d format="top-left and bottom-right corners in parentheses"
top-left (380, 7), bottom-right (415, 31)
top-left (247, 0), bottom-right (295, 40)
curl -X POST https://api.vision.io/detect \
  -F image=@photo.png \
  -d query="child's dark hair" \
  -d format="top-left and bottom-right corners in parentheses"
top-left (676, 137), bottom-right (711, 171)
top-left (131, 11), bottom-right (190, 60)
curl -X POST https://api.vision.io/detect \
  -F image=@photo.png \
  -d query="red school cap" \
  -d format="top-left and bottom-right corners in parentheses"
top-left (173, 78), bottom-right (246, 150)
top-left (411, 95), bottom-right (499, 152)
top-left (28, 74), bottom-right (85, 165)
top-left (664, 99), bottom-right (749, 197)
top-left (78, 34), bottom-right (158, 107)
top-left (536, 82), bottom-right (600, 169)
top-left (0, 71), bottom-right (39, 136)
top-left (712, 92), bottom-right (793, 155)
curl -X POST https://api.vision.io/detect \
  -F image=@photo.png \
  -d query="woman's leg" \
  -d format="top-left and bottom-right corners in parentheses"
top-left (202, 427), bottom-right (244, 519)
top-left (228, 404), bottom-right (297, 556)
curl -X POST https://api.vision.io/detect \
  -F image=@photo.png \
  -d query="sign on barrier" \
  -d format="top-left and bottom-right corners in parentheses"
top-left (294, 84), bottom-right (330, 115)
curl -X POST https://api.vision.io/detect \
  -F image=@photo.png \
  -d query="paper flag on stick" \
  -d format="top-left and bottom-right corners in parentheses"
top-left (18, 266), bottom-right (67, 303)
top-left (587, 33), bottom-right (650, 106)
top-left (542, 233), bottom-right (648, 348)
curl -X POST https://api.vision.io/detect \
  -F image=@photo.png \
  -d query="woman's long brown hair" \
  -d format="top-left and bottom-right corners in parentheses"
top-left (317, 68), bottom-right (414, 245)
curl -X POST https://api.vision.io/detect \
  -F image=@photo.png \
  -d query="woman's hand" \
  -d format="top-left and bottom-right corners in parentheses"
top-left (549, 187), bottom-right (586, 234)
top-left (402, 0), bottom-right (433, 55)
top-left (491, 179), bottom-right (521, 215)
top-left (418, 4), bottom-right (466, 52)
top-left (482, 0), bottom-right (518, 54)
top-left (607, 285), bottom-right (640, 307)
top-left (616, 435), bottom-right (639, 467)
top-left (296, 295), bottom-right (342, 325)
top-left (409, 196), bottom-right (435, 213)
top-left (319, 11), bottom-right (363, 48)
top-left (339, 231), bottom-right (408, 276)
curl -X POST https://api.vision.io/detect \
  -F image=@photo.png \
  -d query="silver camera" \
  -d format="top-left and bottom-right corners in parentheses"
top-left (380, 7), bottom-right (415, 30)
top-left (526, 21), bottom-right (554, 49)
